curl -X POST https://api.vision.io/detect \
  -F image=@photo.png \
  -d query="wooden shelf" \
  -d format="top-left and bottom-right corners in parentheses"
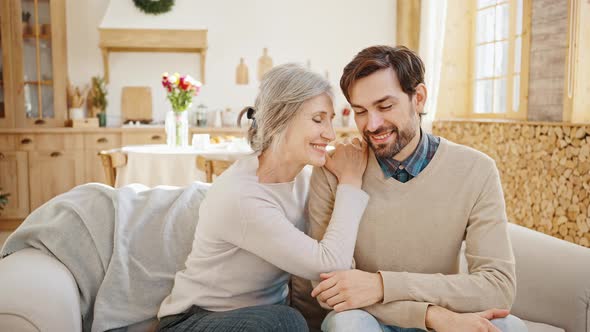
top-left (23, 34), bottom-right (51, 40)
top-left (24, 80), bottom-right (53, 86)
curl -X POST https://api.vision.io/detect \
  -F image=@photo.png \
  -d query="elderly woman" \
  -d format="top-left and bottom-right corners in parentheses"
top-left (157, 64), bottom-right (369, 332)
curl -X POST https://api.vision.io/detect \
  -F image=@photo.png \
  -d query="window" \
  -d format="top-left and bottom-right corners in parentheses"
top-left (472, 0), bottom-right (530, 119)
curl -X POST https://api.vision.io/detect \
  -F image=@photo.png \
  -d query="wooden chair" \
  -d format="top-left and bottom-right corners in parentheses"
top-left (98, 149), bottom-right (128, 187)
top-left (196, 156), bottom-right (235, 183)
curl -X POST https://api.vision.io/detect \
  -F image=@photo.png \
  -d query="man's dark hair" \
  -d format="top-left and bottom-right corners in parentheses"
top-left (340, 45), bottom-right (425, 103)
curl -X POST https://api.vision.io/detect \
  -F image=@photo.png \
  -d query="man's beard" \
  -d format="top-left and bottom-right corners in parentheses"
top-left (363, 110), bottom-right (419, 159)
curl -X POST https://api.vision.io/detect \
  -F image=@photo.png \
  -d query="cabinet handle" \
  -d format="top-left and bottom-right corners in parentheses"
top-left (0, 153), bottom-right (4, 160)
top-left (21, 138), bottom-right (32, 144)
top-left (97, 137), bottom-right (108, 143)
top-left (50, 152), bottom-right (61, 158)
top-left (151, 135), bottom-right (162, 140)
top-left (34, 119), bottom-right (46, 125)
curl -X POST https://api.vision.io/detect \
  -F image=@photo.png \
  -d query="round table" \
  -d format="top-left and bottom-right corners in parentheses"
top-left (115, 144), bottom-right (253, 187)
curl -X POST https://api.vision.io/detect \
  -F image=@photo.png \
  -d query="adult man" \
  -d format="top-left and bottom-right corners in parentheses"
top-left (292, 45), bottom-right (527, 331)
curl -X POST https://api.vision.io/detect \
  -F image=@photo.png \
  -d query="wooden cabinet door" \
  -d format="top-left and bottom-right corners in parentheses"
top-left (0, 150), bottom-right (29, 218)
top-left (28, 150), bottom-right (84, 210)
top-left (84, 133), bottom-right (121, 183)
top-left (85, 150), bottom-right (106, 184)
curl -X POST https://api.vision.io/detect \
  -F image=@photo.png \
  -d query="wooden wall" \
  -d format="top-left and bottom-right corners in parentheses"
top-left (433, 120), bottom-right (590, 248)
top-left (527, 0), bottom-right (568, 122)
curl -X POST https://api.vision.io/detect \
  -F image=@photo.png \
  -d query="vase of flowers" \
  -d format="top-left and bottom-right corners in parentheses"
top-left (162, 72), bottom-right (202, 147)
top-left (342, 107), bottom-right (351, 127)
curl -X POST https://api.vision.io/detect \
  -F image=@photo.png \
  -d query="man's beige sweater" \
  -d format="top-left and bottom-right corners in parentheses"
top-left (301, 138), bottom-right (516, 330)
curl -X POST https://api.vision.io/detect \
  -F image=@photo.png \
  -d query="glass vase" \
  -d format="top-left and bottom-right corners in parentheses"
top-left (342, 115), bottom-right (350, 127)
top-left (165, 110), bottom-right (189, 147)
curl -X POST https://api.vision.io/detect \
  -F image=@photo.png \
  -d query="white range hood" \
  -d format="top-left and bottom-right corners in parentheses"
top-left (98, 0), bottom-right (208, 83)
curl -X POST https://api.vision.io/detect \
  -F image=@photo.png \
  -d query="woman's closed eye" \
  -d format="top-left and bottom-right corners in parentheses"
top-left (379, 105), bottom-right (393, 110)
top-left (313, 113), bottom-right (334, 123)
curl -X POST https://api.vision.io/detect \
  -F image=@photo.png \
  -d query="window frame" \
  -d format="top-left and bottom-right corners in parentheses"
top-left (468, 0), bottom-right (532, 120)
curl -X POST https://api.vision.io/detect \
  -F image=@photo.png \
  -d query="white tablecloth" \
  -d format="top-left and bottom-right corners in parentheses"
top-left (115, 144), bottom-right (252, 187)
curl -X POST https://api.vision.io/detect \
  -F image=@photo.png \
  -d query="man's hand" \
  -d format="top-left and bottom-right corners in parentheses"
top-left (310, 269), bottom-right (384, 312)
top-left (426, 305), bottom-right (510, 332)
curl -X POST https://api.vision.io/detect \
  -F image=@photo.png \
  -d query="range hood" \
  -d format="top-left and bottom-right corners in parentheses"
top-left (98, 1), bottom-right (208, 83)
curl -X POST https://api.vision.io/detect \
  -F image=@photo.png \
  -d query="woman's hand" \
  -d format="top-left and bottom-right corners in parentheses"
top-left (325, 137), bottom-right (368, 188)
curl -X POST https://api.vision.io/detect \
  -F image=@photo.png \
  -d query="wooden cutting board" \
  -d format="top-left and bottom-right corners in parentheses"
top-left (121, 86), bottom-right (152, 123)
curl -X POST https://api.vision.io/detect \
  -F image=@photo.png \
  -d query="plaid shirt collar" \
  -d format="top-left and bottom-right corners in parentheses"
top-left (376, 129), bottom-right (432, 179)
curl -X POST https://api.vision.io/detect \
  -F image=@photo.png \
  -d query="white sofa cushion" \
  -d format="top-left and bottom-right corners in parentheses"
top-left (459, 242), bottom-right (566, 332)
top-left (0, 249), bottom-right (82, 332)
top-left (523, 319), bottom-right (565, 332)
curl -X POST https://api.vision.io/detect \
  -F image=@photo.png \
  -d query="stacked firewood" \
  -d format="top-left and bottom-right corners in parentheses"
top-left (433, 120), bottom-right (590, 248)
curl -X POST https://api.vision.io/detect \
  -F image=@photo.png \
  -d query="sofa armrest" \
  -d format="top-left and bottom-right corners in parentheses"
top-left (508, 223), bottom-right (590, 332)
top-left (0, 248), bottom-right (82, 332)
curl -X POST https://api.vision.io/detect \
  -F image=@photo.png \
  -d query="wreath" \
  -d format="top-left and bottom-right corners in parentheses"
top-left (133, 0), bottom-right (175, 15)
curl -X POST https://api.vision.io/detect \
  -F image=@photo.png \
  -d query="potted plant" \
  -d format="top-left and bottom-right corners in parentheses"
top-left (22, 11), bottom-right (31, 35)
top-left (90, 76), bottom-right (108, 127)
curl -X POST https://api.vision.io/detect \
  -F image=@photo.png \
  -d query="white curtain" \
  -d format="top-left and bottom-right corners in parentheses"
top-left (418, 0), bottom-right (448, 133)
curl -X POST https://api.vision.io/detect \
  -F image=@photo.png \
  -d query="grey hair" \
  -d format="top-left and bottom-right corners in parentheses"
top-left (238, 63), bottom-right (333, 153)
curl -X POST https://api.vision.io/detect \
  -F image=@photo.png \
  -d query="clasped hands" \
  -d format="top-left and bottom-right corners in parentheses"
top-left (310, 269), bottom-right (384, 312)
top-left (310, 269), bottom-right (511, 332)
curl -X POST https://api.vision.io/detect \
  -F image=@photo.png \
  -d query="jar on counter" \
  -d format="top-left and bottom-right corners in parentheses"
top-left (196, 104), bottom-right (208, 127)
top-left (221, 108), bottom-right (238, 127)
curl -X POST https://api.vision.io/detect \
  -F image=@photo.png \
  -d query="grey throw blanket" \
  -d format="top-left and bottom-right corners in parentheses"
top-left (0, 181), bottom-right (210, 332)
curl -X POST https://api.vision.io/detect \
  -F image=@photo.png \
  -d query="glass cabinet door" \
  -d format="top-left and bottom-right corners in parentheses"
top-left (21, 0), bottom-right (54, 124)
top-left (14, 0), bottom-right (66, 127)
top-left (0, 19), bottom-right (4, 123)
top-left (0, 2), bottom-right (8, 126)
top-left (0, 0), bottom-right (66, 128)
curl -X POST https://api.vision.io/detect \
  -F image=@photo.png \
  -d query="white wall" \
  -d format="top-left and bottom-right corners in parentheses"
top-left (67, 0), bottom-right (396, 126)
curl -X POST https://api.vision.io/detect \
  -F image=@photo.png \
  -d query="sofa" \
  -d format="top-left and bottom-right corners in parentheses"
top-left (1, 222), bottom-right (589, 332)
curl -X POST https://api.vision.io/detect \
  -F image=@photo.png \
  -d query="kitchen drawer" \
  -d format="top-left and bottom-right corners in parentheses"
top-left (16, 134), bottom-right (36, 151)
top-left (85, 133), bottom-right (122, 150)
top-left (17, 134), bottom-right (84, 151)
top-left (122, 131), bottom-right (166, 146)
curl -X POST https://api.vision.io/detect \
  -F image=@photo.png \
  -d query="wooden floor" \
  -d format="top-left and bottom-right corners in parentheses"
top-left (0, 231), bottom-right (11, 249)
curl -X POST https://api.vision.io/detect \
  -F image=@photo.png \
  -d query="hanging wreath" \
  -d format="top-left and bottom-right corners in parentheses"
top-left (133, 0), bottom-right (175, 15)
